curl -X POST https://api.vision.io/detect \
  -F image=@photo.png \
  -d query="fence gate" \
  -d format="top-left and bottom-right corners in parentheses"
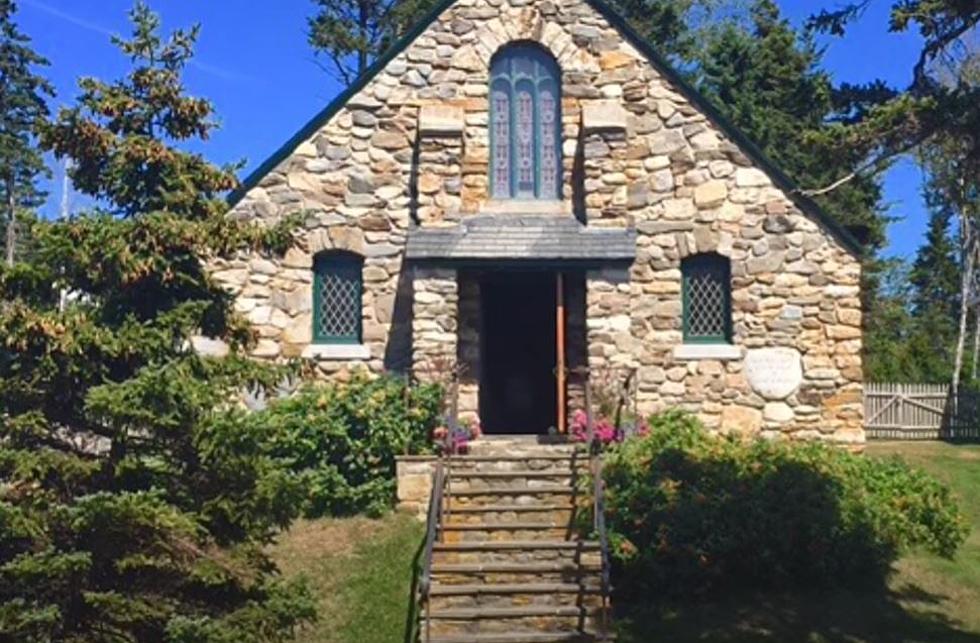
top-left (865, 382), bottom-right (980, 440)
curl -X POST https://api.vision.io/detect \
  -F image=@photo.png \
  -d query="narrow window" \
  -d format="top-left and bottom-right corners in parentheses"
top-left (313, 251), bottom-right (363, 344)
top-left (682, 253), bottom-right (732, 344)
top-left (489, 44), bottom-right (562, 200)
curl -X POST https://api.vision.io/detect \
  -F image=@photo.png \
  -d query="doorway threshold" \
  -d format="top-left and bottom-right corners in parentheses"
top-left (472, 434), bottom-right (574, 444)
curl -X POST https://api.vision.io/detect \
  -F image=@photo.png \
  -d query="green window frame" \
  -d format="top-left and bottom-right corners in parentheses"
top-left (682, 253), bottom-right (732, 344)
top-left (313, 251), bottom-right (363, 344)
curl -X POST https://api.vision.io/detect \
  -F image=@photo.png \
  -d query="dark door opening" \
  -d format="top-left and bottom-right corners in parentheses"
top-left (480, 271), bottom-right (557, 434)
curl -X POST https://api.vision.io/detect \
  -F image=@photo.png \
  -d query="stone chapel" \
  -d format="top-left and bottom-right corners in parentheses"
top-left (216, 0), bottom-right (865, 444)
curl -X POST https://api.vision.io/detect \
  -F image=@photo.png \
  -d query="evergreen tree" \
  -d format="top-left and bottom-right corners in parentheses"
top-left (862, 259), bottom-right (917, 381)
top-left (910, 207), bottom-right (960, 322)
top-left (0, 4), bottom-right (313, 640)
top-left (309, 0), bottom-right (440, 84)
top-left (905, 207), bottom-right (962, 381)
top-left (695, 0), bottom-right (884, 248)
top-left (0, 0), bottom-right (53, 265)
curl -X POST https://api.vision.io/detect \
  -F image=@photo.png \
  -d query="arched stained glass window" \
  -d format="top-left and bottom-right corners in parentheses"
top-left (490, 44), bottom-right (561, 200)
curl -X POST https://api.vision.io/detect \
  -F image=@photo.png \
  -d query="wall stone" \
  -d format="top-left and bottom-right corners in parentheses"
top-left (412, 266), bottom-right (459, 381)
top-left (223, 0), bottom-right (864, 444)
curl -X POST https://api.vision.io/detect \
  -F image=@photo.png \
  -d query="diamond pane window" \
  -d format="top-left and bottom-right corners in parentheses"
top-left (489, 44), bottom-right (561, 199)
top-left (313, 252), bottom-right (363, 344)
top-left (682, 253), bottom-right (732, 344)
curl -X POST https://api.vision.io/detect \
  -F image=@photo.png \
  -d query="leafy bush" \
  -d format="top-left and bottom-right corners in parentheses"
top-left (257, 376), bottom-right (443, 517)
top-left (602, 411), bottom-right (969, 597)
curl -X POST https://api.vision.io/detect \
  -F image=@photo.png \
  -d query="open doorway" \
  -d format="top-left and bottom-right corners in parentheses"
top-left (480, 271), bottom-right (557, 434)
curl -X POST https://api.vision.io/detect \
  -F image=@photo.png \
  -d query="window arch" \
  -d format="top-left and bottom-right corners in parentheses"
top-left (682, 253), bottom-right (732, 344)
top-left (490, 43), bottom-right (561, 200)
top-left (313, 251), bottom-right (363, 344)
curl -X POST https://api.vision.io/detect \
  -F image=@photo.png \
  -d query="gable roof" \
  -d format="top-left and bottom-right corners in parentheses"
top-left (229, 0), bottom-right (863, 257)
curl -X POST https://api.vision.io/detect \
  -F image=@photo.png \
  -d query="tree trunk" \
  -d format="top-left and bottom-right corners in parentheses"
top-left (5, 176), bottom-right (15, 267)
top-left (953, 230), bottom-right (976, 393)
top-left (971, 308), bottom-right (979, 382)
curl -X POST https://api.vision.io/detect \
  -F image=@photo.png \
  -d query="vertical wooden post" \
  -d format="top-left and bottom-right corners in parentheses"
top-left (556, 272), bottom-right (566, 433)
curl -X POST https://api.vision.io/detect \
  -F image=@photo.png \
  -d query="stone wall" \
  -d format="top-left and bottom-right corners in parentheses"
top-left (224, 0), bottom-right (863, 443)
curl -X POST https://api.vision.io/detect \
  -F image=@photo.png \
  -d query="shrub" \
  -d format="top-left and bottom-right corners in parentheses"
top-left (602, 411), bottom-right (968, 598)
top-left (256, 375), bottom-right (443, 517)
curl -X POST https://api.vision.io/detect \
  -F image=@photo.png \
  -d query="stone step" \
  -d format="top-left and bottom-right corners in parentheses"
top-left (444, 504), bottom-right (578, 525)
top-left (465, 439), bottom-right (585, 458)
top-left (449, 479), bottom-right (578, 495)
top-left (428, 633), bottom-right (610, 643)
top-left (422, 605), bottom-right (609, 637)
top-left (441, 525), bottom-right (573, 541)
top-left (441, 521), bottom-right (570, 531)
top-left (434, 550), bottom-right (602, 567)
top-left (427, 605), bottom-right (603, 620)
top-left (448, 503), bottom-right (578, 513)
top-left (450, 485), bottom-right (578, 497)
top-left (432, 561), bottom-right (602, 576)
top-left (430, 582), bottom-right (601, 597)
top-left (435, 540), bottom-right (600, 552)
top-left (428, 586), bottom-right (604, 612)
top-left (448, 497), bottom-right (579, 511)
top-left (450, 470), bottom-right (579, 479)
top-left (448, 454), bottom-right (586, 462)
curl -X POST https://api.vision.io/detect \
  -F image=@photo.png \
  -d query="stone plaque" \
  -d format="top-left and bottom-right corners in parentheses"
top-left (745, 347), bottom-right (803, 400)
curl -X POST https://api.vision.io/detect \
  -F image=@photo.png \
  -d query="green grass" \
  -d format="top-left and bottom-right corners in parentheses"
top-left (272, 443), bottom-right (980, 643)
top-left (615, 441), bottom-right (980, 642)
top-left (269, 513), bottom-right (423, 643)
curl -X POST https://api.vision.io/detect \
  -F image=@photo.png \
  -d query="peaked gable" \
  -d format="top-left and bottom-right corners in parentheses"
top-left (230, 0), bottom-right (861, 257)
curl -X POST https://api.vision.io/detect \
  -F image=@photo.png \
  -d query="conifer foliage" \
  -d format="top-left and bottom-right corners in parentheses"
top-left (0, 4), bottom-right (313, 641)
top-left (0, 0), bottom-right (52, 265)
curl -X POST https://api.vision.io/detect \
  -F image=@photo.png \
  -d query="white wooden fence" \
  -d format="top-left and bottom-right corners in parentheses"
top-left (865, 382), bottom-right (980, 440)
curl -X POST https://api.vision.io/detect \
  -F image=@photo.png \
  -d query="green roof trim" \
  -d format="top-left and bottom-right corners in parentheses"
top-left (229, 0), bottom-right (863, 257)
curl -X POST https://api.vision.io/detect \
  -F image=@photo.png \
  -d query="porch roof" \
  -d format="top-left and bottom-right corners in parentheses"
top-left (405, 215), bottom-right (636, 263)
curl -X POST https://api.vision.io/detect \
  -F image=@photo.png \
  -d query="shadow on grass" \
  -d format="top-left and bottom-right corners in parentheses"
top-left (605, 441), bottom-right (979, 643)
top-left (614, 582), bottom-right (980, 642)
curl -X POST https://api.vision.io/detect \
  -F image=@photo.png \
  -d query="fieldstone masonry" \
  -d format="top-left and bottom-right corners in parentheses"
top-left (222, 0), bottom-right (864, 443)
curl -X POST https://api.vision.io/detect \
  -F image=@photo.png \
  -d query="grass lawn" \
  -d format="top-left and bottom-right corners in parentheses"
top-left (271, 442), bottom-right (980, 643)
top-left (269, 513), bottom-right (423, 643)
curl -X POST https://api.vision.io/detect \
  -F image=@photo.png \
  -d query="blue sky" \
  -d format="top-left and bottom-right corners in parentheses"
top-left (18, 0), bottom-right (927, 260)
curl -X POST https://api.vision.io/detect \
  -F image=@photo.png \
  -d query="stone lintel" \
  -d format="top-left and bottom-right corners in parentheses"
top-left (581, 100), bottom-right (628, 133)
top-left (419, 104), bottom-right (465, 137)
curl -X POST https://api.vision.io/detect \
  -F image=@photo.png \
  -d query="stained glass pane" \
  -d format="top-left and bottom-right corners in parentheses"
top-left (489, 45), bottom-right (561, 200)
top-left (538, 80), bottom-right (559, 198)
top-left (514, 56), bottom-right (534, 77)
top-left (683, 255), bottom-right (731, 343)
top-left (514, 82), bottom-right (535, 197)
top-left (491, 83), bottom-right (511, 198)
top-left (314, 254), bottom-right (362, 343)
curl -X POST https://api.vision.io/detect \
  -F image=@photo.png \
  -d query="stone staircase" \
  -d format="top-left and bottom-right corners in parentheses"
top-left (420, 438), bottom-right (612, 642)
